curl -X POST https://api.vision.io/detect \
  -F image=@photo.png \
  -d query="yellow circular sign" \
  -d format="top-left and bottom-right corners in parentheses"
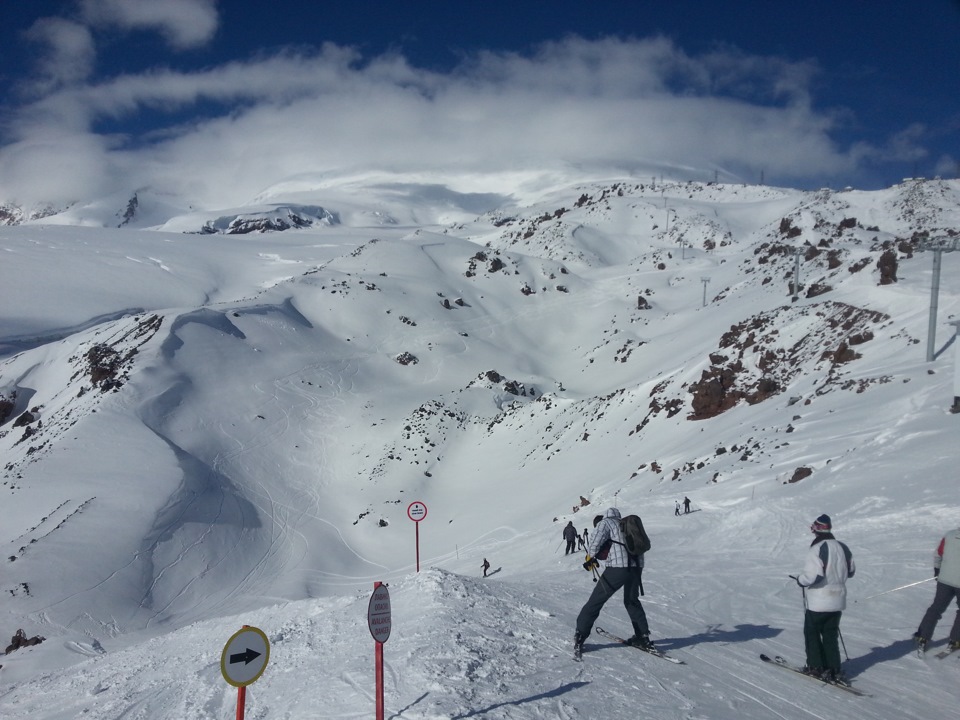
top-left (221, 626), bottom-right (270, 687)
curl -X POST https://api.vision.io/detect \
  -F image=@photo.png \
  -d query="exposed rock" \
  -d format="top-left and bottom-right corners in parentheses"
top-left (200, 205), bottom-right (336, 234)
top-left (12, 411), bottom-right (35, 428)
top-left (0, 392), bottom-right (16, 425)
top-left (779, 217), bottom-right (802, 238)
top-left (5, 629), bottom-right (45, 654)
top-left (687, 302), bottom-right (888, 420)
top-left (787, 467), bottom-right (813, 484)
top-left (806, 282), bottom-right (832, 298)
top-left (877, 249), bottom-right (898, 284)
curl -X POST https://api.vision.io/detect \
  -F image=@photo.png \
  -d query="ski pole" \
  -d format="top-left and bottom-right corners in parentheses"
top-left (838, 627), bottom-right (849, 661)
top-left (854, 577), bottom-right (935, 602)
top-left (789, 576), bottom-right (809, 610)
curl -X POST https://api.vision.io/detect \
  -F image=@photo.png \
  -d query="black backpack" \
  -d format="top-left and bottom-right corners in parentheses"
top-left (619, 514), bottom-right (651, 555)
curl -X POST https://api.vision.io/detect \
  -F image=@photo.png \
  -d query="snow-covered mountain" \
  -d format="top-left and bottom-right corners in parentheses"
top-left (1, 175), bottom-right (959, 719)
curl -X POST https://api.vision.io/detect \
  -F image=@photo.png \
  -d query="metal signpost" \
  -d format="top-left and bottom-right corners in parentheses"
top-left (407, 501), bottom-right (427, 572)
top-left (221, 625), bottom-right (270, 720)
top-left (368, 582), bottom-right (392, 720)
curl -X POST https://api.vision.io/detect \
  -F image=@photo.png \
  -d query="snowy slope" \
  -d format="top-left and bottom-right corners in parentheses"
top-left (1, 176), bottom-right (959, 719)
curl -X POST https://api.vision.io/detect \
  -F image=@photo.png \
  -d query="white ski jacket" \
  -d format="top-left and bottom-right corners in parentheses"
top-left (797, 536), bottom-right (855, 612)
top-left (935, 527), bottom-right (960, 589)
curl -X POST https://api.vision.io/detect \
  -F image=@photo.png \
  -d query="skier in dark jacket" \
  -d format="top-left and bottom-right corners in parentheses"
top-left (574, 507), bottom-right (651, 655)
top-left (563, 521), bottom-right (578, 555)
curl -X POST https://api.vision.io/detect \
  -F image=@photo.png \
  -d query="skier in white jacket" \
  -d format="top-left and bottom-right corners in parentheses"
top-left (913, 526), bottom-right (960, 652)
top-left (795, 514), bottom-right (855, 682)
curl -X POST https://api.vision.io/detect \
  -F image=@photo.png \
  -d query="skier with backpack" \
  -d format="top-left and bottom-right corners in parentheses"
top-left (574, 507), bottom-right (653, 657)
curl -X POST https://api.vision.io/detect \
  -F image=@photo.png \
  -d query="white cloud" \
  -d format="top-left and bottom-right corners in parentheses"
top-left (934, 154), bottom-right (958, 178)
top-left (80, 0), bottom-right (219, 50)
top-left (0, 36), bottom-right (873, 208)
top-left (23, 17), bottom-right (96, 92)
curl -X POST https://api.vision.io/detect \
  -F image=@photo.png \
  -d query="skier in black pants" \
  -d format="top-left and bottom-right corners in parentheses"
top-left (683, 496), bottom-right (692, 514)
top-left (913, 526), bottom-right (960, 652)
top-left (563, 521), bottom-right (578, 555)
top-left (574, 508), bottom-right (652, 654)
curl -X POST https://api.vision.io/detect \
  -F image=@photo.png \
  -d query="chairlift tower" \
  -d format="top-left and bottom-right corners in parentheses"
top-left (701, 277), bottom-right (711, 307)
top-left (917, 237), bottom-right (959, 362)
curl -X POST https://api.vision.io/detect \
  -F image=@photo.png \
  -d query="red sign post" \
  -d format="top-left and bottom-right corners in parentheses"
top-left (368, 582), bottom-right (392, 720)
top-left (407, 501), bottom-right (427, 572)
top-left (220, 625), bottom-right (270, 720)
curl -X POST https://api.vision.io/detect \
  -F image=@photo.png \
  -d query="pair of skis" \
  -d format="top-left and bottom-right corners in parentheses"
top-left (759, 654), bottom-right (868, 696)
top-left (921, 643), bottom-right (960, 660)
top-left (574, 627), bottom-right (683, 664)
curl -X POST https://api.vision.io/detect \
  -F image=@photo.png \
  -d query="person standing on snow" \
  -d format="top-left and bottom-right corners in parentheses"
top-left (574, 507), bottom-right (652, 654)
top-left (794, 514), bottom-right (855, 683)
top-left (563, 521), bottom-right (578, 555)
top-left (481, 558), bottom-right (491, 578)
top-left (683, 496), bottom-right (692, 514)
top-left (913, 526), bottom-right (960, 653)
top-left (675, 501), bottom-right (681, 516)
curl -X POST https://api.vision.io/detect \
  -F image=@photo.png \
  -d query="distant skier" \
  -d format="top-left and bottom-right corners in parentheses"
top-left (482, 558), bottom-right (491, 578)
top-left (675, 501), bottom-right (681, 517)
top-left (563, 521), bottom-right (578, 555)
top-left (574, 507), bottom-right (652, 656)
top-left (683, 497), bottom-right (692, 514)
top-left (912, 526), bottom-right (960, 653)
top-left (794, 514), bottom-right (855, 683)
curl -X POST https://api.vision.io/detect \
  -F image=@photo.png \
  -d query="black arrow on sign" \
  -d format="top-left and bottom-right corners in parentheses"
top-left (230, 648), bottom-right (262, 665)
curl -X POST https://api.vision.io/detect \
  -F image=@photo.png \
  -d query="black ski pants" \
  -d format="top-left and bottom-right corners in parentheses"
top-left (576, 566), bottom-right (648, 639)
top-left (917, 580), bottom-right (960, 643)
top-left (803, 609), bottom-right (842, 672)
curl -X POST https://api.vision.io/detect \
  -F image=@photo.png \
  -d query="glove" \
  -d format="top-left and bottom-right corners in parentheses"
top-left (583, 556), bottom-right (599, 572)
top-left (934, 567), bottom-right (940, 578)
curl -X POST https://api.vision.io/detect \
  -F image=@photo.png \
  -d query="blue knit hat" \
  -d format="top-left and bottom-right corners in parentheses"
top-left (810, 514), bottom-right (832, 533)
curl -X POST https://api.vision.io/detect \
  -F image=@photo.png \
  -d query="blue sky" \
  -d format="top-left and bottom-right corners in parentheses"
top-left (2, 1), bottom-right (959, 208)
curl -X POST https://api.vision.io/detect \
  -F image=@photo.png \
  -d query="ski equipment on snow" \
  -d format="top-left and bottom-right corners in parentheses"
top-left (759, 654), bottom-right (868, 696)
top-left (913, 634), bottom-right (928, 658)
top-left (595, 627), bottom-right (683, 664)
top-left (934, 642), bottom-right (960, 660)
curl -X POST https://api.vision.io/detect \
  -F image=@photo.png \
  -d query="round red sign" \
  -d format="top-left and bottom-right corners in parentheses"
top-left (407, 501), bottom-right (428, 522)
